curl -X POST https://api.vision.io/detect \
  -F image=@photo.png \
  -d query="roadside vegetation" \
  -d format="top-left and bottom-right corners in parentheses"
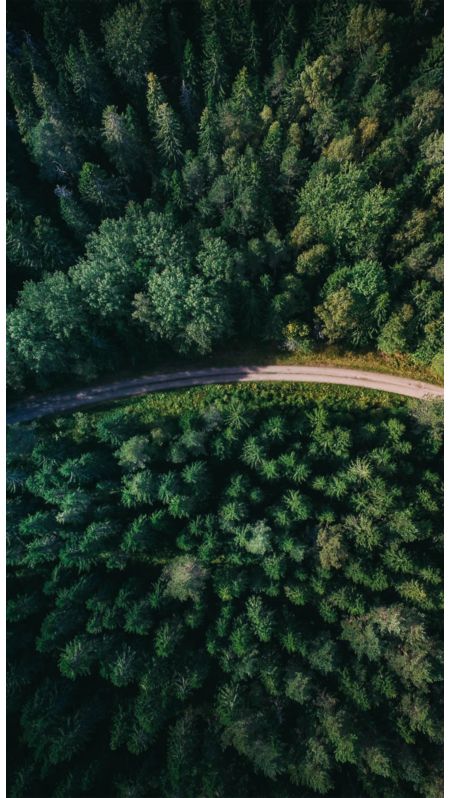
top-left (7, 0), bottom-right (443, 392)
top-left (7, 385), bottom-right (443, 797)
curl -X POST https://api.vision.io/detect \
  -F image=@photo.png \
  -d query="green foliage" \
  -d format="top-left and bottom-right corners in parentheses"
top-left (57, 188), bottom-right (94, 241)
top-left (102, 1), bottom-right (163, 89)
top-left (65, 30), bottom-right (112, 123)
top-left (6, 0), bottom-right (443, 391)
top-left (317, 260), bottom-right (390, 346)
top-left (163, 556), bottom-right (208, 602)
top-left (7, 212), bottom-right (73, 275)
top-left (78, 162), bottom-right (125, 213)
top-left (102, 105), bottom-right (148, 179)
top-left (7, 272), bottom-right (92, 390)
top-left (7, 389), bottom-right (442, 796)
top-left (296, 165), bottom-right (397, 262)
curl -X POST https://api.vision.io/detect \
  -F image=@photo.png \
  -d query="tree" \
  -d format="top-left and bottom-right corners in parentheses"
top-left (198, 106), bottom-right (221, 166)
top-left (116, 436), bottom-right (152, 471)
top-left (315, 287), bottom-right (356, 344)
top-left (64, 31), bottom-right (111, 124)
top-left (267, 1), bottom-right (298, 63)
top-left (296, 164), bottom-right (398, 263)
top-left (220, 67), bottom-right (260, 147)
top-left (122, 471), bottom-right (158, 507)
top-left (19, 59), bottom-right (84, 182)
top-left (146, 72), bottom-right (166, 121)
top-left (7, 272), bottom-right (92, 389)
top-left (202, 26), bottom-right (228, 106)
top-left (163, 556), bottom-right (208, 602)
top-left (146, 72), bottom-right (184, 167)
top-left (154, 103), bottom-right (183, 166)
top-left (38, 0), bottom-right (82, 70)
top-left (56, 186), bottom-right (94, 241)
top-left (78, 162), bottom-right (125, 213)
top-left (262, 121), bottom-right (283, 180)
top-left (322, 267), bottom-right (392, 341)
top-left (71, 207), bottom-right (146, 326)
top-left (7, 213), bottom-right (73, 275)
top-left (409, 90), bottom-right (443, 137)
top-left (102, 105), bottom-right (149, 179)
top-left (134, 265), bottom-right (233, 355)
top-left (300, 55), bottom-right (341, 112)
top-left (224, 146), bottom-right (268, 236)
top-left (345, 4), bottom-right (388, 53)
top-left (378, 304), bottom-right (414, 355)
top-left (279, 123), bottom-right (304, 192)
top-left (102, 1), bottom-right (163, 89)
top-left (132, 233), bottom-right (235, 354)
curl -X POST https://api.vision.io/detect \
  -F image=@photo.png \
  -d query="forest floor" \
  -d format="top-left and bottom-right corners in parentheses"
top-left (7, 364), bottom-right (443, 424)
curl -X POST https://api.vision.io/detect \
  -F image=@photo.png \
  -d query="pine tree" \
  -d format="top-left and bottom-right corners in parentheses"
top-left (56, 186), bottom-right (94, 241)
top-left (146, 72), bottom-right (166, 123)
top-left (154, 104), bottom-right (183, 166)
top-left (102, 105), bottom-right (149, 179)
top-left (65, 31), bottom-right (111, 124)
top-left (262, 121), bottom-right (283, 180)
top-left (102, 1), bottom-right (163, 89)
top-left (202, 26), bottom-right (228, 106)
top-left (78, 162), bottom-right (125, 212)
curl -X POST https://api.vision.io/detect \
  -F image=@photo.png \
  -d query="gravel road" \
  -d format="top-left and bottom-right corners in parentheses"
top-left (6, 365), bottom-right (444, 424)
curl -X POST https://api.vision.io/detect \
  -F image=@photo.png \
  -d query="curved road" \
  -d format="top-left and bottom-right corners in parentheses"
top-left (7, 365), bottom-right (443, 424)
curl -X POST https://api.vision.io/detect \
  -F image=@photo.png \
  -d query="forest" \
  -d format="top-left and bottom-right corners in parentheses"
top-left (6, 1), bottom-right (444, 796)
top-left (6, 0), bottom-right (444, 392)
top-left (7, 385), bottom-right (444, 797)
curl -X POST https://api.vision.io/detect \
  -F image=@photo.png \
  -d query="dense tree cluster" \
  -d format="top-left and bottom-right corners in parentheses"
top-left (7, 0), bottom-right (443, 391)
top-left (7, 386), bottom-right (443, 797)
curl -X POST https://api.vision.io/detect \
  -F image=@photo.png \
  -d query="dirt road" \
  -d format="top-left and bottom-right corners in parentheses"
top-left (6, 365), bottom-right (444, 424)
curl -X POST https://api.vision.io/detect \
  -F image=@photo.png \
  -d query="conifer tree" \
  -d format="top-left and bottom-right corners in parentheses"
top-left (65, 31), bottom-right (111, 125)
top-left (103, 0), bottom-right (163, 89)
top-left (78, 162), bottom-right (125, 213)
top-left (102, 105), bottom-right (148, 179)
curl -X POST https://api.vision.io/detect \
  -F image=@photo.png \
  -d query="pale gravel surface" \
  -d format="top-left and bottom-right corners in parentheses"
top-left (6, 365), bottom-right (444, 424)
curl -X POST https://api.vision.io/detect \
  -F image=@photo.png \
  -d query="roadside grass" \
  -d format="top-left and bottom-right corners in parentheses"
top-left (265, 346), bottom-right (442, 384)
top-left (97, 343), bottom-right (444, 386)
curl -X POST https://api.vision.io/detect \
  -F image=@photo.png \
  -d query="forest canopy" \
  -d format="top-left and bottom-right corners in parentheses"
top-left (6, 0), bottom-right (443, 391)
top-left (6, 2), bottom-right (444, 796)
top-left (7, 384), bottom-right (443, 797)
